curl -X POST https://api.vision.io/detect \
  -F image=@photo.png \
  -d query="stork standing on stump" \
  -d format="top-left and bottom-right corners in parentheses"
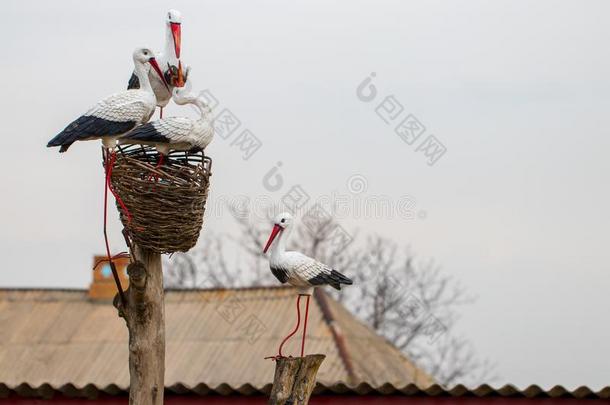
top-left (127, 9), bottom-right (187, 118)
top-left (119, 78), bottom-right (214, 171)
top-left (46, 47), bottom-right (169, 306)
top-left (263, 212), bottom-right (353, 359)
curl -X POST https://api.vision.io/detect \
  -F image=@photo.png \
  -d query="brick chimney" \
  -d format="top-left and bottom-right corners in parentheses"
top-left (89, 255), bottom-right (130, 299)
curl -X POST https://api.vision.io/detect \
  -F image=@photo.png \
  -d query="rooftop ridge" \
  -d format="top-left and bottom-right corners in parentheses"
top-left (1, 383), bottom-right (609, 399)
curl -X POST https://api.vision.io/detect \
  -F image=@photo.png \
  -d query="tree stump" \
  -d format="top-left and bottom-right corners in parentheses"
top-left (114, 245), bottom-right (165, 405)
top-left (268, 355), bottom-right (325, 405)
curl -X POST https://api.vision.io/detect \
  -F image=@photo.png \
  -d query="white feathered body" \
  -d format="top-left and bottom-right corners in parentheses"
top-left (119, 109), bottom-right (214, 154)
top-left (88, 90), bottom-right (157, 147)
top-left (270, 251), bottom-right (333, 288)
top-left (88, 90), bottom-right (156, 119)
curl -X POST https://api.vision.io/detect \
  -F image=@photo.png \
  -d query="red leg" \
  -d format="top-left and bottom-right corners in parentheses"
top-left (159, 107), bottom-right (164, 119)
top-left (278, 294), bottom-right (302, 358)
top-left (301, 294), bottom-right (311, 358)
top-left (147, 153), bottom-right (165, 183)
top-left (106, 151), bottom-right (132, 224)
top-left (157, 153), bottom-right (165, 168)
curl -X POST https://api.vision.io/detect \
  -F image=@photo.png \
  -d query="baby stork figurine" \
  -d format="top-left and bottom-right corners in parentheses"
top-left (263, 212), bottom-right (353, 358)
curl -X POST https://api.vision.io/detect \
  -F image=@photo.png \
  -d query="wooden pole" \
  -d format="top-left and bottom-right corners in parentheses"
top-left (114, 245), bottom-right (165, 405)
top-left (268, 354), bottom-right (325, 405)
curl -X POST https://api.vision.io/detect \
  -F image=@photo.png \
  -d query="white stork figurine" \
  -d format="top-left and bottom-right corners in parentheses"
top-left (127, 9), bottom-right (186, 117)
top-left (263, 212), bottom-right (353, 358)
top-left (47, 47), bottom-right (169, 153)
top-left (119, 81), bottom-right (214, 168)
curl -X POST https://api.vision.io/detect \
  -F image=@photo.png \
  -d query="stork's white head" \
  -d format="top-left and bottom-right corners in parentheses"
top-left (132, 47), bottom-right (154, 63)
top-left (167, 9), bottom-right (182, 24)
top-left (132, 47), bottom-right (170, 91)
top-left (263, 212), bottom-right (293, 253)
top-left (166, 9), bottom-right (182, 59)
top-left (274, 212), bottom-right (294, 229)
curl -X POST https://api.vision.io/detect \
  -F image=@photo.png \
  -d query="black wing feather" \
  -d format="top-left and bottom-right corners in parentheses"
top-left (121, 122), bottom-right (171, 143)
top-left (47, 115), bottom-right (137, 153)
top-left (270, 266), bottom-right (289, 283)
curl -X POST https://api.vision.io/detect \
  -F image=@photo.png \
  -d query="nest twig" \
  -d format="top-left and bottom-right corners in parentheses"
top-left (108, 145), bottom-right (212, 254)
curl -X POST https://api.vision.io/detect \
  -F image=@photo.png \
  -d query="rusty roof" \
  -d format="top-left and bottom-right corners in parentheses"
top-left (0, 286), bottom-right (433, 396)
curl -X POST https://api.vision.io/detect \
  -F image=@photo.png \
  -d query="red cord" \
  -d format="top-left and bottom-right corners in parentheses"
top-left (103, 152), bottom-right (112, 262)
top-left (301, 294), bottom-right (310, 357)
top-left (93, 251), bottom-right (130, 270)
top-left (278, 294), bottom-right (302, 357)
top-left (102, 151), bottom-right (126, 305)
top-left (106, 151), bottom-right (133, 224)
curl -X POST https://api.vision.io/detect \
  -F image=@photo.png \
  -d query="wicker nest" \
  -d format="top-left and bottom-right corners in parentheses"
top-left (108, 145), bottom-right (212, 254)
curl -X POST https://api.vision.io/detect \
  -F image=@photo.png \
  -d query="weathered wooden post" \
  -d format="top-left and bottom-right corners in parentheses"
top-left (268, 355), bottom-right (325, 405)
top-left (114, 246), bottom-right (165, 404)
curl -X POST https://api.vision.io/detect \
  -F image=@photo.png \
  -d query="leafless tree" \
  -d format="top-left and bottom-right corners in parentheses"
top-left (164, 230), bottom-right (237, 288)
top-left (164, 211), bottom-right (496, 386)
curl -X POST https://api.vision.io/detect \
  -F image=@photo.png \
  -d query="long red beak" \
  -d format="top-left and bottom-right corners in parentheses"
top-left (148, 57), bottom-right (170, 92)
top-left (170, 22), bottom-right (181, 59)
top-left (263, 224), bottom-right (282, 253)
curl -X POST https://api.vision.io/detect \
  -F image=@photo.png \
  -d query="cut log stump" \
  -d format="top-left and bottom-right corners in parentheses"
top-left (268, 354), bottom-right (325, 405)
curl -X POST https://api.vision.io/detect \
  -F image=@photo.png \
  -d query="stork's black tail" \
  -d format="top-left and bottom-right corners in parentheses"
top-left (328, 270), bottom-right (353, 290)
top-left (47, 118), bottom-right (81, 152)
top-left (308, 269), bottom-right (354, 290)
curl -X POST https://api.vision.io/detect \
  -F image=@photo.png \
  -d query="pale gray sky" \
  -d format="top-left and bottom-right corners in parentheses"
top-left (1, 0), bottom-right (609, 390)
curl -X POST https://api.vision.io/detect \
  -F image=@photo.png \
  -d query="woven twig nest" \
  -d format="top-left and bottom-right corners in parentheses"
top-left (108, 145), bottom-right (212, 254)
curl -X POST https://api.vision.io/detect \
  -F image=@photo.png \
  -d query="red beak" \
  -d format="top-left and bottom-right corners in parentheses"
top-left (170, 22), bottom-right (181, 59)
top-left (148, 57), bottom-right (170, 92)
top-left (263, 224), bottom-right (282, 253)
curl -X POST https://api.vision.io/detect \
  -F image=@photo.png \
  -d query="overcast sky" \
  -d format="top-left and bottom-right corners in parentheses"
top-left (2, 0), bottom-right (609, 390)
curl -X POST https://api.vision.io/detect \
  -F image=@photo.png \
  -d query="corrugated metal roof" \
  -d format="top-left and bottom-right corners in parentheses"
top-left (1, 383), bottom-right (609, 400)
top-left (2, 288), bottom-right (607, 400)
top-left (0, 286), bottom-right (433, 397)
